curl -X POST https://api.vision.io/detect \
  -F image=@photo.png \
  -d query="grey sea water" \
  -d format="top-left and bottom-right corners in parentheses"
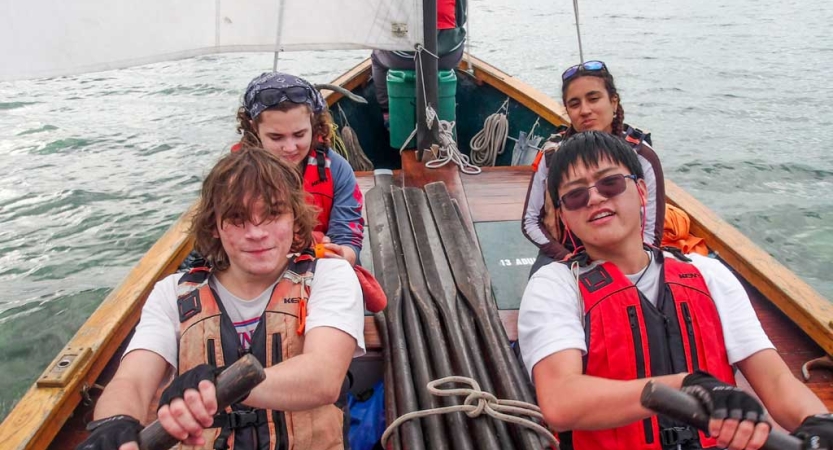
top-left (0, 0), bottom-right (831, 421)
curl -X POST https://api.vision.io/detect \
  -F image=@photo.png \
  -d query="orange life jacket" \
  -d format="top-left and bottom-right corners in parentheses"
top-left (564, 250), bottom-right (735, 450)
top-left (176, 254), bottom-right (345, 450)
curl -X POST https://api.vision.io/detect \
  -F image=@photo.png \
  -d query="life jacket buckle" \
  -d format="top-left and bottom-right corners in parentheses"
top-left (660, 426), bottom-right (696, 447)
top-left (223, 410), bottom-right (261, 429)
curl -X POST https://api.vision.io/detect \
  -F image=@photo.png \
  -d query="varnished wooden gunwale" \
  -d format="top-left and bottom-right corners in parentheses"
top-left (6, 55), bottom-right (833, 449)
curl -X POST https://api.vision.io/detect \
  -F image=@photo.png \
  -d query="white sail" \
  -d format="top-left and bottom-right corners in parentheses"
top-left (1, 0), bottom-right (424, 81)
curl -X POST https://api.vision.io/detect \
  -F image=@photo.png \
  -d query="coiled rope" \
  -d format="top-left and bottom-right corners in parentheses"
top-left (400, 105), bottom-right (481, 175)
top-left (380, 376), bottom-right (558, 448)
top-left (470, 99), bottom-right (510, 167)
top-left (425, 116), bottom-right (481, 175)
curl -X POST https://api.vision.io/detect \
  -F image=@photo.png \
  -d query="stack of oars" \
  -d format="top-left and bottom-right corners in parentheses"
top-left (366, 180), bottom-right (547, 450)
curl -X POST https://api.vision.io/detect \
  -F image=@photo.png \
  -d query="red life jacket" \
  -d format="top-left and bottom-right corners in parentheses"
top-left (175, 254), bottom-right (346, 450)
top-left (303, 146), bottom-right (334, 234)
top-left (437, 0), bottom-right (457, 29)
top-left (565, 250), bottom-right (735, 450)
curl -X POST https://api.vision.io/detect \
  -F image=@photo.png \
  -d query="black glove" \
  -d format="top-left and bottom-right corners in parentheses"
top-left (76, 415), bottom-right (143, 450)
top-left (681, 370), bottom-right (767, 423)
top-left (158, 364), bottom-right (218, 410)
top-left (793, 414), bottom-right (833, 450)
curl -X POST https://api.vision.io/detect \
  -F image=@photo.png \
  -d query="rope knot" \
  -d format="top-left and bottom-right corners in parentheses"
top-left (462, 388), bottom-right (498, 417)
top-left (378, 376), bottom-right (559, 447)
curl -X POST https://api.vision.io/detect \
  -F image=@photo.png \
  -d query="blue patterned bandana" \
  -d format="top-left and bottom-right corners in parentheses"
top-left (243, 72), bottom-right (327, 119)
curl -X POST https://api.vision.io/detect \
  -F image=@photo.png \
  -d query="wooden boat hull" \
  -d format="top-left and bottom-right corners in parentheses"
top-left (2, 55), bottom-right (831, 449)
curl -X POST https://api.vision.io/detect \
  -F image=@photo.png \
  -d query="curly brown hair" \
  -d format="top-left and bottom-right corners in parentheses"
top-left (190, 145), bottom-right (318, 271)
top-left (561, 71), bottom-right (625, 139)
top-left (235, 103), bottom-right (334, 151)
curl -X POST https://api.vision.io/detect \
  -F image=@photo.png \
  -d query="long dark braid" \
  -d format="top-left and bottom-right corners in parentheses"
top-left (611, 103), bottom-right (625, 137)
top-left (561, 71), bottom-right (625, 138)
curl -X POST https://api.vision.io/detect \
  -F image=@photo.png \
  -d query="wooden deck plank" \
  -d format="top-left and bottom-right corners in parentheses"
top-left (461, 166), bottom-right (533, 222)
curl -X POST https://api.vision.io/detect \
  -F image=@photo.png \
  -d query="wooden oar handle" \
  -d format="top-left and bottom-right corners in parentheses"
top-left (640, 381), bottom-right (801, 450)
top-left (138, 354), bottom-right (267, 450)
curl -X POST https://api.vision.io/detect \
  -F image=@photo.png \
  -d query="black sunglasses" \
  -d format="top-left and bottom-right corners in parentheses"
top-left (254, 86), bottom-right (314, 108)
top-left (561, 60), bottom-right (608, 81)
top-left (556, 174), bottom-right (638, 211)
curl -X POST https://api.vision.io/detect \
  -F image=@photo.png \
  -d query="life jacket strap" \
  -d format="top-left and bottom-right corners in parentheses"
top-left (660, 245), bottom-right (693, 263)
top-left (315, 147), bottom-right (327, 182)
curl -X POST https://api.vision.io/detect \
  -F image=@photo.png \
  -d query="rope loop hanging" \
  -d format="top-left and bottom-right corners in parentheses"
top-left (469, 99), bottom-right (510, 167)
top-left (380, 375), bottom-right (558, 448)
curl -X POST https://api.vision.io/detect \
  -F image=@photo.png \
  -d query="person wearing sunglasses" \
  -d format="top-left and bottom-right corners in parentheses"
top-left (519, 131), bottom-right (832, 450)
top-left (235, 72), bottom-right (364, 267)
top-left (522, 60), bottom-right (664, 276)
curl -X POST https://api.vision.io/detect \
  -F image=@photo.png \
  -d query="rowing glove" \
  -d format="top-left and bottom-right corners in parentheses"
top-left (793, 414), bottom-right (833, 449)
top-left (76, 415), bottom-right (142, 450)
top-left (158, 364), bottom-right (218, 410)
top-left (681, 370), bottom-right (767, 423)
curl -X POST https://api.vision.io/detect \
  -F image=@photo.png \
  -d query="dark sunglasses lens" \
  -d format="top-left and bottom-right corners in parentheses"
top-left (561, 188), bottom-right (590, 211)
top-left (562, 65), bottom-right (581, 81)
top-left (596, 175), bottom-right (627, 197)
top-left (255, 87), bottom-right (310, 107)
top-left (284, 86), bottom-right (310, 103)
top-left (560, 175), bottom-right (628, 210)
top-left (583, 61), bottom-right (605, 71)
top-left (256, 89), bottom-right (282, 107)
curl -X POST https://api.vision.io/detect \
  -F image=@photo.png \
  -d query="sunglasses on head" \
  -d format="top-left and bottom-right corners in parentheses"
top-left (561, 60), bottom-right (608, 81)
top-left (556, 173), bottom-right (637, 211)
top-left (254, 86), bottom-right (315, 108)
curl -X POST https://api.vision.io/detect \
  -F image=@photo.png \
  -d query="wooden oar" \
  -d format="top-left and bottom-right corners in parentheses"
top-left (365, 185), bottom-right (425, 450)
top-left (393, 187), bottom-right (476, 450)
top-left (376, 311), bottom-right (402, 450)
top-left (404, 186), bottom-right (509, 450)
top-left (388, 187), bottom-right (451, 450)
top-left (640, 382), bottom-right (801, 450)
top-left (424, 182), bottom-right (543, 450)
top-left (450, 194), bottom-right (535, 406)
top-left (138, 354), bottom-right (265, 450)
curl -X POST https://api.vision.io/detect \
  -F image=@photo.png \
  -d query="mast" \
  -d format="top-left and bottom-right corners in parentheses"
top-left (416, 0), bottom-right (440, 161)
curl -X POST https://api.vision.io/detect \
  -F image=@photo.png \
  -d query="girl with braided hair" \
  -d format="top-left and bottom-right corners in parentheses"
top-left (522, 61), bottom-right (665, 275)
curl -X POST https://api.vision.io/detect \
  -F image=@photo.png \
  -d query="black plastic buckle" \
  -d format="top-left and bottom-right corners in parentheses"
top-left (226, 411), bottom-right (259, 429)
top-left (660, 426), bottom-right (696, 447)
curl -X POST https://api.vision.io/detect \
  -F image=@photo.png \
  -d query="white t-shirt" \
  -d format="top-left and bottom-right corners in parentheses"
top-left (125, 258), bottom-right (366, 371)
top-left (518, 252), bottom-right (774, 379)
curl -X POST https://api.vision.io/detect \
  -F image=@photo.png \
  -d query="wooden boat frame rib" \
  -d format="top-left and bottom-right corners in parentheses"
top-left (1, 55), bottom-right (831, 449)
